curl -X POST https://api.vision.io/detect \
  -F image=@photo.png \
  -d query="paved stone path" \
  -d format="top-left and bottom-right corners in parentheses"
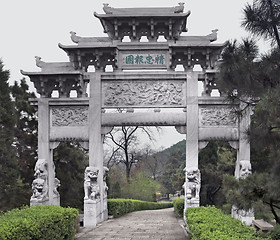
top-left (75, 208), bottom-right (188, 240)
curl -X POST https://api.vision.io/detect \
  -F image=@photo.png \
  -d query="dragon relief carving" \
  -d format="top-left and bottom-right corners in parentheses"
top-left (52, 106), bottom-right (88, 127)
top-left (200, 107), bottom-right (237, 126)
top-left (103, 81), bottom-right (185, 106)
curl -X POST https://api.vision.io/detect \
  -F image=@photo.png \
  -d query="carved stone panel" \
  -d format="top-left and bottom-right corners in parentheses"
top-left (199, 106), bottom-right (237, 127)
top-left (102, 81), bottom-right (185, 107)
top-left (51, 106), bottom-right (89, 127)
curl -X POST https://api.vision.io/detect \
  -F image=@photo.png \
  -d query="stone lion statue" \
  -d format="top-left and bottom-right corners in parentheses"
top-left (84, 166), bottom-right (100, 200)
top-left (31, 178), bottom-right (48, 201)
top-left (185, 167), bottom-right (201, 200)
top-left (239, 160), bottom-right (252, 179)
top-left (34, 159), bottom-right (48, 179)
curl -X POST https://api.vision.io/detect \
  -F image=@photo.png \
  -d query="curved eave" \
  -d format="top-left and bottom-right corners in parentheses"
top-left (21, 70), bottom-right (82, 76)
top-left (94, 11), bottom-right (190, 18)
top-left (171, 41), bottom-right (228, 49)
top-left (58, 43), bottom-right (115, 52)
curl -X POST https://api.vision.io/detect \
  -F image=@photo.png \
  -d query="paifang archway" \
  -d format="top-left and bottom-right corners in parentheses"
top-left (22, 3), bottom-right (253, 227)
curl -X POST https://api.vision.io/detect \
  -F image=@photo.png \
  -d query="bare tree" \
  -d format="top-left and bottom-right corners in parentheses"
top-left (106, 126), bottom-right (155, 182)
top-left (138, 145), bottom-right (164, 181)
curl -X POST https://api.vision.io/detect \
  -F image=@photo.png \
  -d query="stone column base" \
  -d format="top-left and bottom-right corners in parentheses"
top-left (185, 199), bottom-right (199, 208)
top-left (84, 199), bottom-right (101, 227)
top-left (30, 198), bottom-right (49, 206)
top-left (30, 196), bottom-right (60, 207)
top-left (102, 198), bottom-right (108, 221)
top-left (184, 198), bottom-right (200, 223)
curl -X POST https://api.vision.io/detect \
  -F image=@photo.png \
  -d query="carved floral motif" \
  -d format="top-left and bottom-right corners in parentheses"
top-left (52, 106), bottom-right (88, 127)
top-left (200, 107), bottom-right (237, 126)
top-left (103, 81), bottom-right (185, 106)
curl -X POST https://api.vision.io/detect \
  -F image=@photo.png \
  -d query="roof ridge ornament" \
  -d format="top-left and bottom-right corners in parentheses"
top-left (35, 56), bottom-right (45, 68)
top-left (103, 3), bottom-right (113, 14)
top-left (174, 3), bottom-right (184, 13)
top-left (206, 29), bottom-right (218, 42)
top-left (70, 31), bottom-right (82, 43)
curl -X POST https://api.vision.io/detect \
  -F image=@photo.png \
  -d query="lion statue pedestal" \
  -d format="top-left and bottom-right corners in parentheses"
top-left (83, 166), bottom-right (101, 227)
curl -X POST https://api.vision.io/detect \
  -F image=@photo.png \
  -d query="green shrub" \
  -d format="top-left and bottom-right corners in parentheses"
top-left (108, 199), bottom-right (173, 217)
top-left (267, 224), bottom-right (280, 240)
top-left (186, 206), bottom-right (262, 240)
top-left (173, 199), bottom-right (184, 217)
top-left (0, 205), bottom-right (78, 240)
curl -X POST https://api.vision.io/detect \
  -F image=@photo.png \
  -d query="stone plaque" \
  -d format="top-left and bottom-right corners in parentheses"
top-left (51, 106), bottom-right (89, 126)
top-left (119, 51), bottom-right (168, 69)
top-left (199, 106), bottom-right (237, 127)
top-left (102, 81), bottom-right (185, 107)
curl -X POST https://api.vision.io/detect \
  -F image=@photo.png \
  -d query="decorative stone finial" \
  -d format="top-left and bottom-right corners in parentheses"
top-left (103, 3), bottom-right (113, 14)
top-left (206, 29), bottom-right (218, 42)
top-left (35, 56), bottom-right (45, 68)
top-left (174, 3), bottom-right (184, 13)
top-left (70, 31), bottom-right (81, 43)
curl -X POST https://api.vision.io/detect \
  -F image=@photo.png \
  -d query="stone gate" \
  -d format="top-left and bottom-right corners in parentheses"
top-left (22, 3), bottom-right (254, 227)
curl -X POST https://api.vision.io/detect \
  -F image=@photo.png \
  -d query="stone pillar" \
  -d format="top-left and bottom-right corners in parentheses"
top-left (232, 103), bottom-right (254, 225)
top-left (103, 167), bottom-right (109, 220)
top-left (30, 98), bottom-right (60, 206)
top-left (84, 71), bottom-right (105, 227)
top-left (184, 71), bottom-right (200, 213)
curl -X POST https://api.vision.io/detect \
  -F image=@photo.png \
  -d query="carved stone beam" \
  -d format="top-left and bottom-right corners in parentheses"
top-left (102, 112), bottom-right (186, 126)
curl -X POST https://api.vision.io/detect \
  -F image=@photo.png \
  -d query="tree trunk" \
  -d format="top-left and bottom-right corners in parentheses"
top-left (125, 163), bottom-right (131, 183)
top-left (269, 199), bottom-right (280, 224)
top-left (268, 0), bottom-right (280, 49)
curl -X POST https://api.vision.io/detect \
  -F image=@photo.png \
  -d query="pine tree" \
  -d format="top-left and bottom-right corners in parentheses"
top-left (0, 60), bottom-right (21, 211)
top-left (10, 80), bottom-right (37, 186)
top-left (217, 1), bottom-right (280, 223)
top-left (54, 142), bottom-right (88, 211)
top-left (242, 0), bottom-right (280, 49)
